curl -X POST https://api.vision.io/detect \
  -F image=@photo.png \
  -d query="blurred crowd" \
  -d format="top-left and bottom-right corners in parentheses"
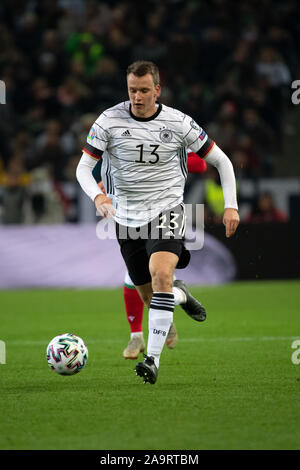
top-left (0, 0), bottom-right (298, 224)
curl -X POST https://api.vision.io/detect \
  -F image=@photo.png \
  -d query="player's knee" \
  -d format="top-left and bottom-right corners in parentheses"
top-left (151, 266), bottom-right (173, 291)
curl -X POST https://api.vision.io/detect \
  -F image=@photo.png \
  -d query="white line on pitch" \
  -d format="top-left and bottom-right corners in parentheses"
top-left (5, 336), bottom-right (300, 346)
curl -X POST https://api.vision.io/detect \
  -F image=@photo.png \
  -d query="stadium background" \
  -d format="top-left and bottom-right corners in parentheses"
top-left (0, 0), bottom-right (300, 453)
top-left (1, 0), bottom-right (300, 286)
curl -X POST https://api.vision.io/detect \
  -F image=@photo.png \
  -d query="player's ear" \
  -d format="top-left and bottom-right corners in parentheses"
top-left (155, 84), bottom-right (161, 99)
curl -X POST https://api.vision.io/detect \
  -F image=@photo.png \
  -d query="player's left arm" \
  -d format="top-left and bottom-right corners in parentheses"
top-left (196, 139), bottom-right (239, 237)
top-left (183, 118), bottom-right (239, 237)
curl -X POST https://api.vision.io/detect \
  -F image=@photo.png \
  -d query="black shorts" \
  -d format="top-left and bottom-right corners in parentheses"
top-left (116, 204), bottom-right (191, 286)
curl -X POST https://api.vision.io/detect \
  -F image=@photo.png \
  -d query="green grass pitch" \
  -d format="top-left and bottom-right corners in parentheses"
top-left (0, 280), bottom-right (299, 450)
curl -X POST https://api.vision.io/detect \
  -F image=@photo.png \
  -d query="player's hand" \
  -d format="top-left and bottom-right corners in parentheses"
top-left (223, 208), bottom-right (239, 238)
top-left (94, 194), bottom-right (116, 218)
top-left (98, 181), bottom-right (106, 195)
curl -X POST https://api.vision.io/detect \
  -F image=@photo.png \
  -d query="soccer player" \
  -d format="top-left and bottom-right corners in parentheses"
top-left (76, 61), bottom-right (239, 384)
top-left (92, 151), bottom-right (208, 360)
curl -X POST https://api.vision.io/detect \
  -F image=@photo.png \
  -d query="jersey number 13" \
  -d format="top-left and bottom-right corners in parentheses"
top-left (135, 144), bottom-right (160, 164)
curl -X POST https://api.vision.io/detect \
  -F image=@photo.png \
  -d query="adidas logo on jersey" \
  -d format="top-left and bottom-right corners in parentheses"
top-left (121, 130), bottom-right (132, 136)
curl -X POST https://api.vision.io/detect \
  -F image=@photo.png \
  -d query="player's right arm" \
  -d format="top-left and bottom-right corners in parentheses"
top-left (76, 120), bottom-right (115, 218)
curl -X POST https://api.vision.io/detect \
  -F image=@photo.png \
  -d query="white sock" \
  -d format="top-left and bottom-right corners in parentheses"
top-left (173, 286), bottom-right (187, 305)
top-left (147, 292), bottom-right (174, 368)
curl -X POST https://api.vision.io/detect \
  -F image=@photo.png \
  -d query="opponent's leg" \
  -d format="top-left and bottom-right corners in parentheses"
top-left (123, 272), bottom-right (145, 359)
top-left (124, 272), bottom-right (144, 334)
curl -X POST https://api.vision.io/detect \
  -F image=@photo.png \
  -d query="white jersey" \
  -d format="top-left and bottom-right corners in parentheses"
top-left (84, 100), bottom-right (209, 227)
top-left (101, 147), bottom-right (188, 200)
top-left (101, 150), bottom-right (115, 198)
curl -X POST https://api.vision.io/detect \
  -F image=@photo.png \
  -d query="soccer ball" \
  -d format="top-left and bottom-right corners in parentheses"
top-left (46, 333), bottom-right (88, 375)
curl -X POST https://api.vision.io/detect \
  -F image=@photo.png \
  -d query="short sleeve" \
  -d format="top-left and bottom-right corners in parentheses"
top-left (182, 116), bottom-right (209, 152)
top-left (82, 114), bottom-right (109, 160)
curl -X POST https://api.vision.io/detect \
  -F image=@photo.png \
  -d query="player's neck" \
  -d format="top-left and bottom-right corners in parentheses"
top-left (130, 103), bottom-right (162, 122)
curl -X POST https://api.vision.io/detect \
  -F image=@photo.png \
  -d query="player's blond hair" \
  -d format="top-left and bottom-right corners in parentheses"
top-left (126, 61), bottom-right (160, 86)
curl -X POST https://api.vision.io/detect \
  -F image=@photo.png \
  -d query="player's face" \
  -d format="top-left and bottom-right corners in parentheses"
top-left (127, 73), bottom-right (161, 118)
